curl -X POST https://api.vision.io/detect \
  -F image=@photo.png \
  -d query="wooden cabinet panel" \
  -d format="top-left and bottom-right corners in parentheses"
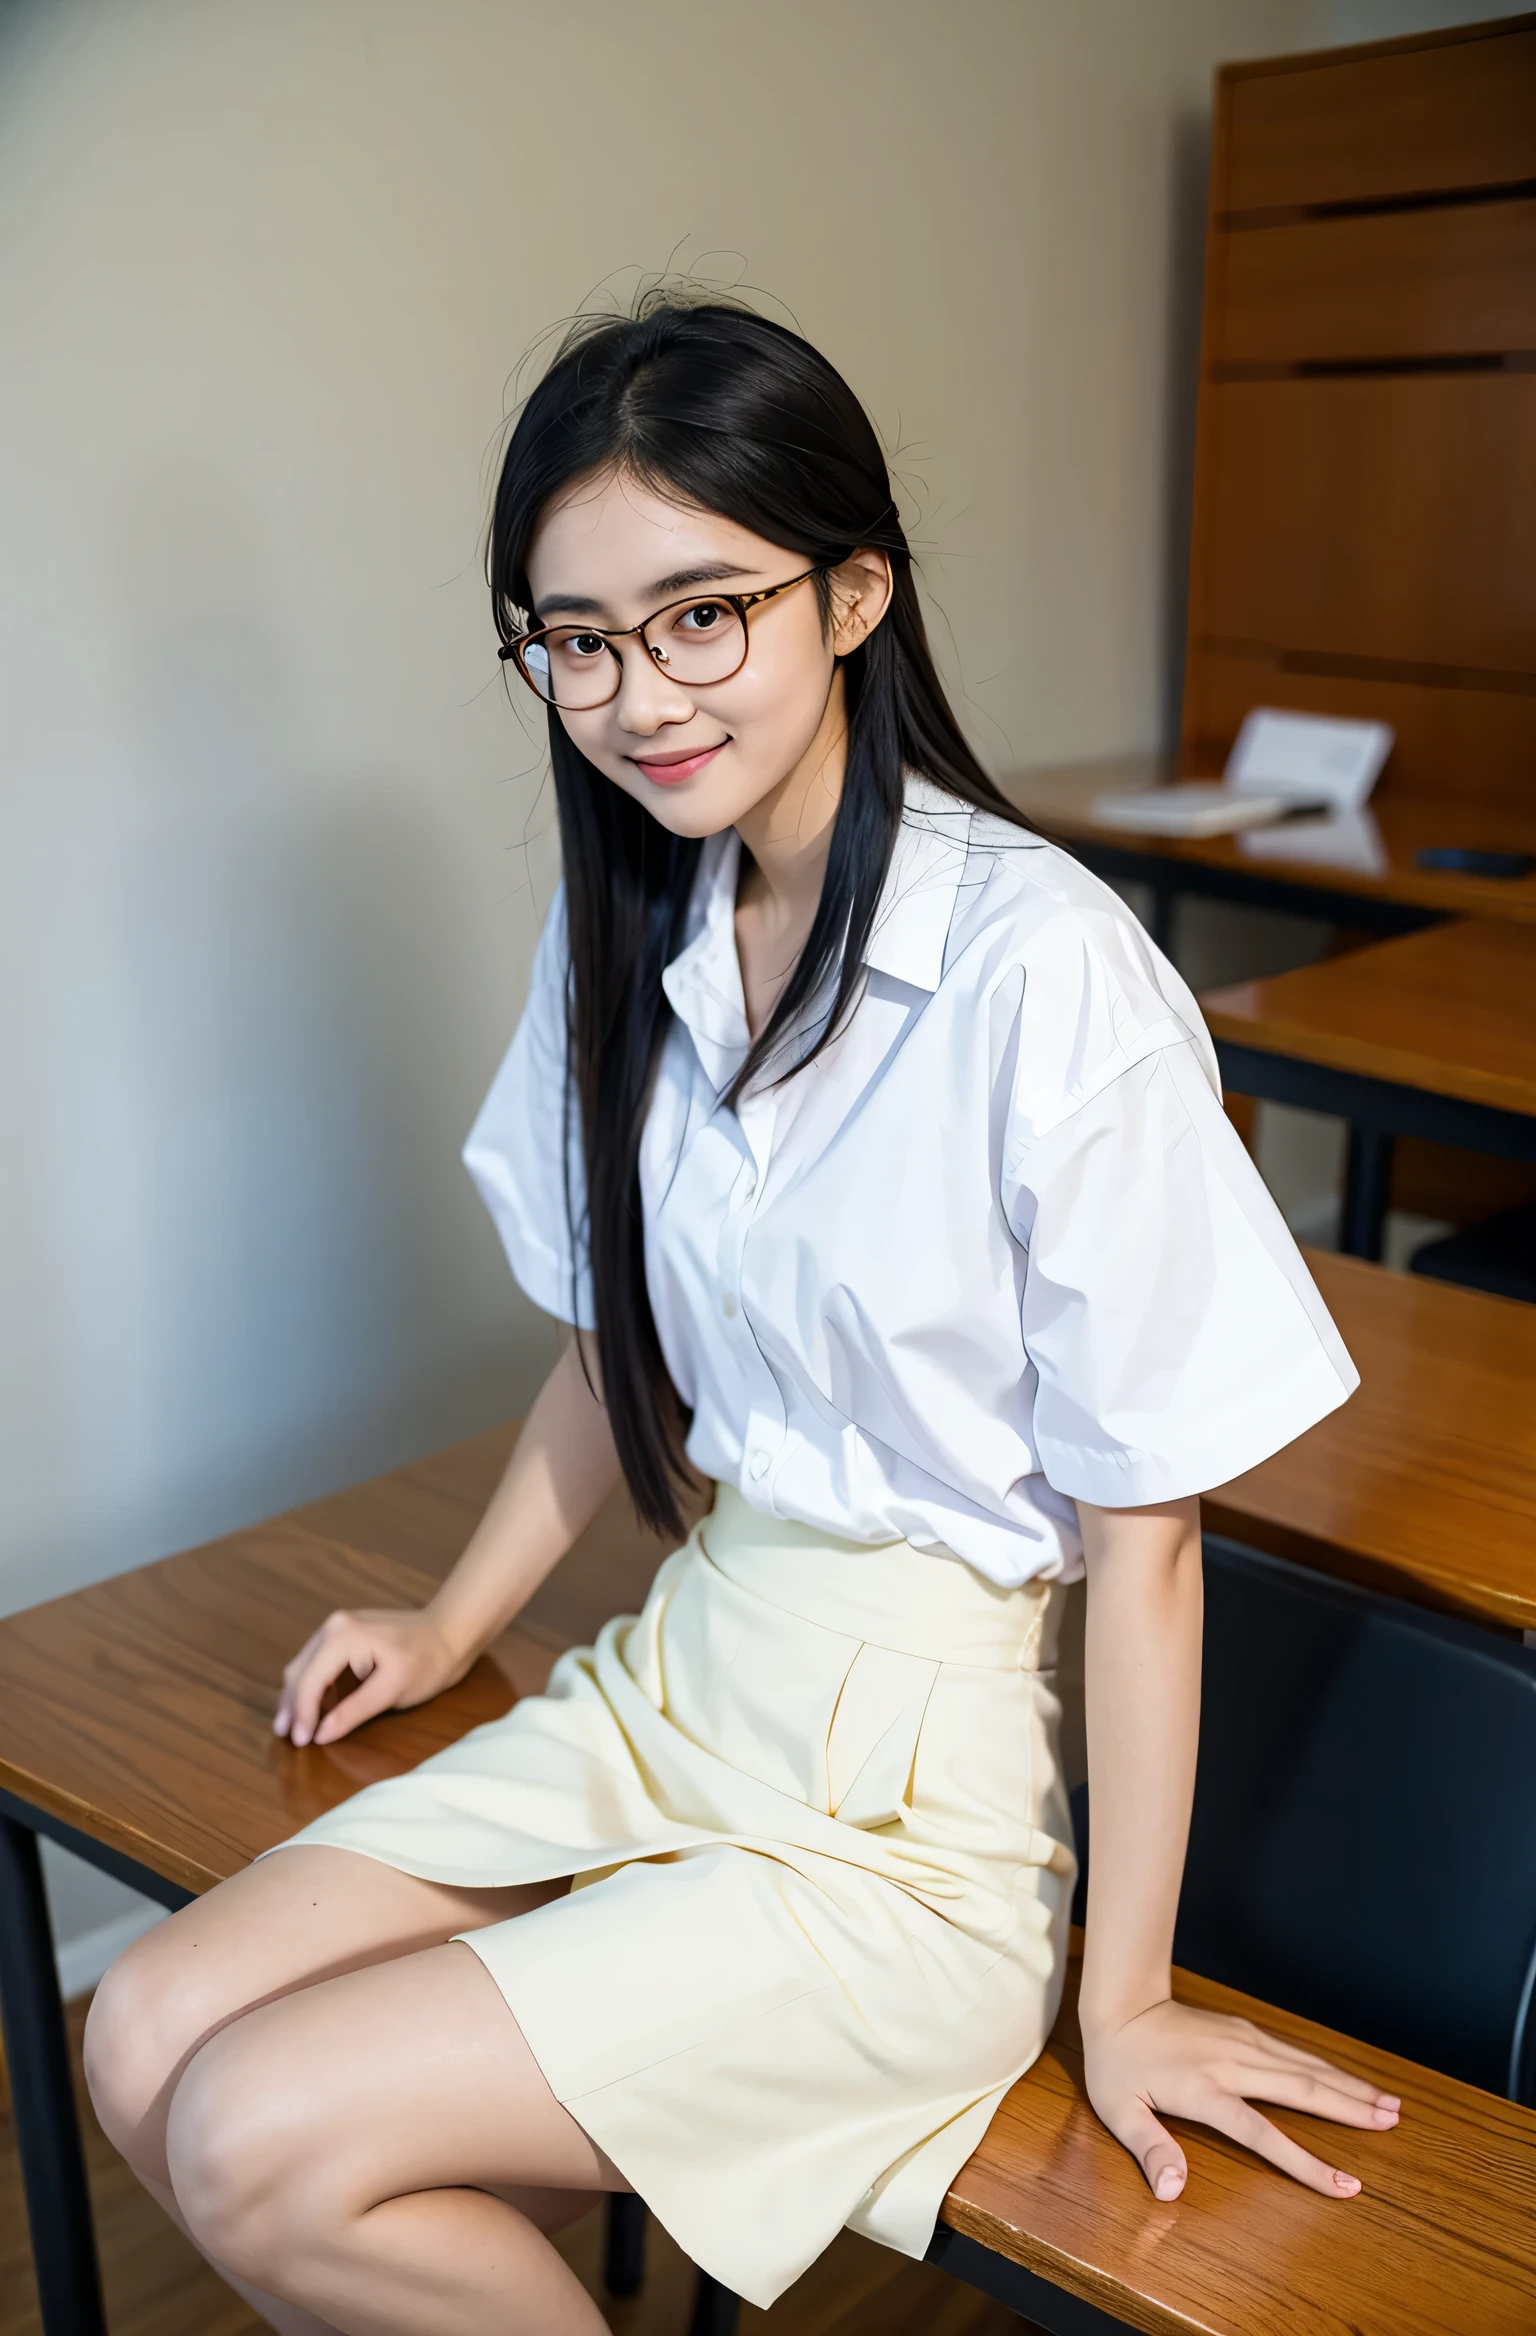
top-left (1185, 645), bottom-right (1536, 809)
top-left (1195, 375), bottom-right (1536, 674)
top-left (1218, 201), bottom-right (1536, 366)
top-left (1223, 25), bottom-right (1536, 213)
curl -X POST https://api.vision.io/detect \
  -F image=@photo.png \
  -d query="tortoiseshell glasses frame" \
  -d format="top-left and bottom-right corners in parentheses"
top-left (498, 566), bottom-right (826, 709)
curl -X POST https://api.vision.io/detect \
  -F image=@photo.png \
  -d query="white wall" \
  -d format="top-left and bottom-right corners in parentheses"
top-left (0, 0), bottom-right (1503, 1959)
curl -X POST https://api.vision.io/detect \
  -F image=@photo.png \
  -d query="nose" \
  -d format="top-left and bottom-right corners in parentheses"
top-left (610, 635), bottom-right (697, 735)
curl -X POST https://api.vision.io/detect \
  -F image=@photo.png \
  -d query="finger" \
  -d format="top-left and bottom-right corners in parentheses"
top-left (1228, 2037), bottom-right (1401, 2112)
top-left (1108, 2097), bottom-right (1188, 2202)
top-left (1208, 2096), bottom-right (1361, 2198)
top-left (1229, 2063), bottom-right (1400, 2128)
top-left (274, 1628), bottom-right (330, 1731)
top-left (312, 1664), bottom-right (396, 1746)
top-left (286, 1636), bottom-right (369, 1748)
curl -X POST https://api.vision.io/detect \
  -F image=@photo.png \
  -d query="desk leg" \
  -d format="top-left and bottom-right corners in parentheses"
top-left (603, 2191), bottom-right (647, 2296)
top-left (1146, 881), bottom-right (1179, 961)
top-left (1342, 1127), bottom-right (1394, 1261)
top-left (690, 2270), bottom-right (741, 2334)
top-left (0, 1812), bottom-right (108, 2336)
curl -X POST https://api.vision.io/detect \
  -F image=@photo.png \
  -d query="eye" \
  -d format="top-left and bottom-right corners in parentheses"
top-left (676, 600), bottom-right (729, 634)
top-left (563, 631), bottom-right (608, 659)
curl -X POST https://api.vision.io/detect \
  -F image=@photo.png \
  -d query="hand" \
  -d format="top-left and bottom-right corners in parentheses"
top-left (273, 1607), bottom-right (468, 1748)
top-left (1083, 1996), bottom-right (1400, 2202)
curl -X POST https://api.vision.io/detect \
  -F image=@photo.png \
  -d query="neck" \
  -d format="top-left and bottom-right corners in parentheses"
top-left (733, 667), bottom-right (848, 929)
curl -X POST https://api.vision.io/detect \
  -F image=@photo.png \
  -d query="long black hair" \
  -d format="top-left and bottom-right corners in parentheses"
top-left (489, 294), bottom-right (1034, 1535)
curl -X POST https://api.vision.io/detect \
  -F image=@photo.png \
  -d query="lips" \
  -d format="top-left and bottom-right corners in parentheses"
top-left (628, 741), bottom-right (727, 785)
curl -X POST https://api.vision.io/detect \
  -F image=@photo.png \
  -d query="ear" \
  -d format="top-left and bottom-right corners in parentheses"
top-left (828, 547), bottom-right (894, 657)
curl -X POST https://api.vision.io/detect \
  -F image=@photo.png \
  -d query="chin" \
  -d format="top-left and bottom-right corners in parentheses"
top-left (612, 765), bottom-right (759, 842)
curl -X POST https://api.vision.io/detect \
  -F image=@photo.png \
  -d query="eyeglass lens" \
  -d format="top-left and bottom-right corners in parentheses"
top-left (522, 596), bottom-right (749, 708)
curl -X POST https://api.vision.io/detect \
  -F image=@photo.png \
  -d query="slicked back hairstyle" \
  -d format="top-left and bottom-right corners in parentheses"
top-left (489, 295), bottom-right (1033, 1535)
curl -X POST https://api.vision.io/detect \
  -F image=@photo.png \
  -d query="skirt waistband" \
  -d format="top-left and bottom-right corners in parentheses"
top-left (697, 1482), bottom-right (1061, 1671)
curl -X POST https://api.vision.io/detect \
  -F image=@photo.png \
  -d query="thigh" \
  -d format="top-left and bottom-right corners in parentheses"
top-left (85, 1846), bottom-right (566, 2155)
top-left (168, 1939), bottom-right (624, 2222)
top-left (140, 1844), bottom-right (564, 2008)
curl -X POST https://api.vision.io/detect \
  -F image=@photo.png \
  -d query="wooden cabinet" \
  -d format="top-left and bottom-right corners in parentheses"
top-left (1183, 14), bottom-right (1536, 813)
top-left (1223, 22), bottom-right (1536, 210)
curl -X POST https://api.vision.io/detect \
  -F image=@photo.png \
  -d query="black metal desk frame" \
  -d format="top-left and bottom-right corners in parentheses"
top-left (1064, 834), bottom-right (1441, 959)
top-left (0, 1785), bottom-right (193, 2336)
top-left (1214, 1040), bottom-right (1536, 1261)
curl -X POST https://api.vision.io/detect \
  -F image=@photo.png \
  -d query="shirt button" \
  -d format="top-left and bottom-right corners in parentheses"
top-left (748, 1450), bottom-right (770, 1481)
top-left (721, 1293), bottom-right (738, 1319)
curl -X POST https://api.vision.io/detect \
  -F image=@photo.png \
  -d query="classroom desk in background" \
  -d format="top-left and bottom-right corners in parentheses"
top-left (1209, 1250), bottom-right (1536, 1637)
top-left (998, 755), bottom-right (1536, 949)
top-left (1201, 919), bottom-right (1536, 1261)
top-left (4, 1368), bottom-right (1536, 2336)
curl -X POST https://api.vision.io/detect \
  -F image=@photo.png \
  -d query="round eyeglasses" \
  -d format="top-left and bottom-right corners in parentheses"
top-left (499, 567), bottom-right (824, 710)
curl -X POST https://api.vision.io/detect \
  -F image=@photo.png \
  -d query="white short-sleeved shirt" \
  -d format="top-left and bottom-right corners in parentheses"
top-left (464, 776), bottom-right (1357, 1588)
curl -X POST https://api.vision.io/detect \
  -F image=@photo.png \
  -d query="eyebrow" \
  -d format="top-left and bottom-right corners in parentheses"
top-left (532, 561), bottom-right (757, 622)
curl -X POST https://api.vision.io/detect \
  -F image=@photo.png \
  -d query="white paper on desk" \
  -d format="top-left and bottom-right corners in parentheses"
top-left (1226, 709), bottom-right (1393, 811)
top-left (1238, 807), bottom-right (1389, 876)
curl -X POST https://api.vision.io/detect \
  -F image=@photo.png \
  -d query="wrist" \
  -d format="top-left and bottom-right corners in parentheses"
top-left (422, 1592), bottom-right (488, 1675)
top-left (1077, 1964), bottom-right (1172, 2046)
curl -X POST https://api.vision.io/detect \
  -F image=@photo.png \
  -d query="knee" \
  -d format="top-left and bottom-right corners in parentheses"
top-left (165, 2027), bottom-right (317, 2285)
top-left (84, 1927), bottom-right (202, 2165)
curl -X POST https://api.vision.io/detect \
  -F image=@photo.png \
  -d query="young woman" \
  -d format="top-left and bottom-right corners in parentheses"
top-left (84, 299), bottom-right (1397, 2336)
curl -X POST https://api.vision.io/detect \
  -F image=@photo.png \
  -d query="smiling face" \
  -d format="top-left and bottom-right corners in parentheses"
top-left (521, 467), bottom-right (890, 841)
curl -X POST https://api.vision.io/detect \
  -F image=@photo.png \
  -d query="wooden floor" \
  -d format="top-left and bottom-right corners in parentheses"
top-left (0, 2000), bottom-right (1027, 2336)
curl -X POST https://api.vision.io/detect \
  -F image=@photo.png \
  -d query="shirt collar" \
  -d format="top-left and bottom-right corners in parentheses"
top-left (660, 826), bottom-right (751, 1089)
top-left (660, 775), bottom-right (975, 1084)
top-left (862, 774), bottom-right (974, 992)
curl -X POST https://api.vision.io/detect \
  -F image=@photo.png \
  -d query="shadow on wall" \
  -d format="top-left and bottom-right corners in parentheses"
top-left (5, 459), bottom-right (541, 1613)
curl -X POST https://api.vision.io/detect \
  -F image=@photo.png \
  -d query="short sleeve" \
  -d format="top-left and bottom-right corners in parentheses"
top-left (462, 885), bottom-right (594, 1329)
top-left (1004, 1039), bottom-right (1358, 1506)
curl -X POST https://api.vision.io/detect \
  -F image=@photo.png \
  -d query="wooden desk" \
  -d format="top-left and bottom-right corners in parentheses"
top-left (1000, 756), bottom-right (1536, 951)
top-left (5, 1417), bottom-right (1536, 2335)
top-left (1207, 1251), bottom-right (1536, 1636)
top-left (934, 1946), bottom-right (1536, 2336)
top-left (1200, 919), bottom-right (1536, 1258)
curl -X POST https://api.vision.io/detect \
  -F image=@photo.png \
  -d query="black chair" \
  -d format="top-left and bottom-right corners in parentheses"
top-left (1073, 1534), bottom-right (1536, 2101)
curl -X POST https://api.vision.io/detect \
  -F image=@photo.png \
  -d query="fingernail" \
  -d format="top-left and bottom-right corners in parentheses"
top-left (1379, 2095), bottom-right (1400, 2110)
top-left (292, 1727), bottom-right (309, 1747)
top-left (1374, 2106), bottom-right (1398, 2124)
top-left (1334, 2172), bottom-right (1360, 2194)
top-left (1155, 2171), bottom-right (1181, 2200)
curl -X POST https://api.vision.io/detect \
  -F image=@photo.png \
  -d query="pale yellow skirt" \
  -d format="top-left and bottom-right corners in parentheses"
top-left (274, 1485), bottom-right (1076, 2307)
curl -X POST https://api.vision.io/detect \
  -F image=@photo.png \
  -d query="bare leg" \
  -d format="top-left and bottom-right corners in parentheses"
top-left (165, 1941), bottom-right (618, 2334)
top-left (84, 1848), bottom-right (604, 2331)
top-left (136, 2169), bottom-right (342, 2336)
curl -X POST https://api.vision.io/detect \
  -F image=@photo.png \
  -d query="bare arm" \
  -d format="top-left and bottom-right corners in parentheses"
top-left (1077, 1496), bottom-right (1399, 2201)
top-left (274, 1334), bottom-right (622, 1747)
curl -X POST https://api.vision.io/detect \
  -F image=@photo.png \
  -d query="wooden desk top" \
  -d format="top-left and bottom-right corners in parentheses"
top-left (1200, 917), bottom-right (1536, 1115)
top-left (1207, 1251), bottom-right (1536, 1635)
top-left (949, 1945), bottom-right (1536, 2336)
top-left (0, 1422), bottom-right (571, 1895)
top-left (1001, 755), bottom-right (1536, 925)
top-left (2, 1424), bottom-right (1534, 2334)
